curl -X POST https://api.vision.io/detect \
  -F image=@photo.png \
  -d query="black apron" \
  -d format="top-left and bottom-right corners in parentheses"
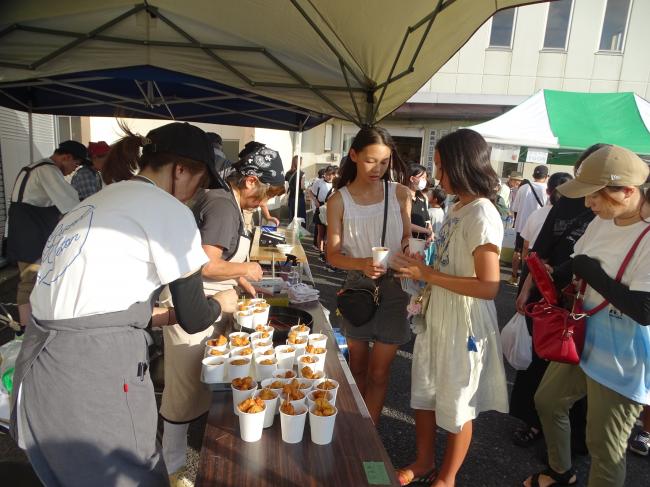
top-left (7, 162), bottom-right (61, 263)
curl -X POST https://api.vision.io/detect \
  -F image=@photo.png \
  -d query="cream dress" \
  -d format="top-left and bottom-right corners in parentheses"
top-left (410, 198), bottom-right (509, 433)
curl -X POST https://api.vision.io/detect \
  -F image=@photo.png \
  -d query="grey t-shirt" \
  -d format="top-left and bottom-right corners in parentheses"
top-left (192, 189), bottom-right (242, 261)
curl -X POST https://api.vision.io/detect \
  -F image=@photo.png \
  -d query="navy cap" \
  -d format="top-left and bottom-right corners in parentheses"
top-left (57, 140), bottom-right (89, 164)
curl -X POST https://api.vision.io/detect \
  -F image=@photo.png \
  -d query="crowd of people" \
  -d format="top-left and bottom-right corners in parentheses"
top-left (5, 121), bottom-right (650, 487)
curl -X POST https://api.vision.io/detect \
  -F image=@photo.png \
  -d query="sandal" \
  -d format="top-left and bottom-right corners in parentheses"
top-left (527, 468), bottom-right (577, 487)
top-left (395, 467), bottom-right (436, 486)
top-left (513, 426), bottom-right (543, 447)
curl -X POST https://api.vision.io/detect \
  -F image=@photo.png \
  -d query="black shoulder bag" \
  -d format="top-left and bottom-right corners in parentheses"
top-left (336, 180), bottom-right (389, 327)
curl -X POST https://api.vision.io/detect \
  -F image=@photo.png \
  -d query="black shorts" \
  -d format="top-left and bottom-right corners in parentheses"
top-left (515, 232), bottom-right (524, 252)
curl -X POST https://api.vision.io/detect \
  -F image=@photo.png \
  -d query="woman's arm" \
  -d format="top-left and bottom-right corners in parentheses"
top-left (326, 192), bottom-right (385, 279)
top-left (410, 223), bottom-right (432, 237)
top-left (168, 270), bottom-right (221, 333)
top-left (392, 243), bottom-right (501, 300)
top-left (396, 184), bottom-right (413, 253)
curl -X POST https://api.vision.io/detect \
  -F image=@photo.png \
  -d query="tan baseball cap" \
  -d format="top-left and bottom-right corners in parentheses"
top-left (557, 145), bottom-right (649, 198)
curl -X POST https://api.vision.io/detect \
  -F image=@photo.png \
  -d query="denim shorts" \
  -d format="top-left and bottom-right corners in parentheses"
top-left (339, 271), bottom-right (411, 345)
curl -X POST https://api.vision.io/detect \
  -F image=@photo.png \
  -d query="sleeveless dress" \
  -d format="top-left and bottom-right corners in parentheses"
top-left (338, 182), bottom-right (410, 345)
top-left (410, 198), bottom-right (509, 433)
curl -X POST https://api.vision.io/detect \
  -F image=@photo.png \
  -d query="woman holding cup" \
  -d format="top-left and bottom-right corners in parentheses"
top-left (392, 129), bottom-right (508, 486)
top-left (326, 126), bottom-right (411, 425)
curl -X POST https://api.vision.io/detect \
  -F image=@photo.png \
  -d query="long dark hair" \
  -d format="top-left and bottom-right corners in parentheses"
top-left (336, 126), bottom-right (407, 189)
top-left (435, 128), bottom-right (498, 199)
top-left (547, 172), bottom-right (573, 205)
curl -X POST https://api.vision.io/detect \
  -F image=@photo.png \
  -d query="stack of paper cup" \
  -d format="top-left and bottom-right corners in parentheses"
top-left (371, 246), bottom-right (390, 269)
top-left (309, 404), bottom-right (338, 445)
top-left (238, 405), bottom-right (266, 442)
top-left (274, 345), bottom-right (296, 369)
top-left (408, 237), bottom-right (427, 256)
top-left (280, 405), bottom-right (308, 444)
top-left (231, 380), bottom-right (258, 416)
top-left (201, 356), bottom-right (226, 383)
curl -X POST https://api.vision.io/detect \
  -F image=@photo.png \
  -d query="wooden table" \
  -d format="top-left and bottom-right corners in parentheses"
top-left (250, 227), bottom-right (309, 264)
top-left (196, 302), bottom-right (399, 487)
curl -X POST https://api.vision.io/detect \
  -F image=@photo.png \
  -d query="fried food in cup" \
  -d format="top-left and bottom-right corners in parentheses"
top-left (260, 331), bottom-right (270, 338)
top-left (207, 335), bottom-right (227, 347)
top-left (280, 399), bottom-right (296, 415)
top-left (295, 325), bottom-right (309, 332)
top-left (261, 349), bottom-right (275, 356)
top-left (287, 333), bottom-right (308, 345)
top-left (237, 347), bottom-right (254, 356)
top-left (306, 345), bottom-right (326, 354)
top-left (254, 308), bottom-right (266, 314)
top-left (299, 355), bottom-right (316, 364)
top-left (311, 390), bottom-right (329, 400)
top-left (230, 358), bottom-right (249, 366)
top-left (255, 324), bottom-right (269, 332)
top-left (238, 396), bottom-right (265, 414)
top-left (255, 340), bottom-right (272, 348)
top-left (317, 380), bottom-right (336, 391)
top-left (276, 370), bottom-right (296, 379)
top-left (259, 358), bottom-right (276, 366)
top-left (269, 380), bottom-right (285, 389)
top-left (209, 349), bottom-right (227, 356)
top-left (257, 387), bottom-right (278, 400)
top-left (230, 336), bottom-right (250, 347)
top-left (312, 398), bottom-right (336, 416)
top-left (232, 376), bottom-right (255, 390)
top-left (301, 366), bottom-right (316, 379)
top-left (282, 380), bottom-right (305, 400)
top-left (282, 346), bottom-right (295, 353)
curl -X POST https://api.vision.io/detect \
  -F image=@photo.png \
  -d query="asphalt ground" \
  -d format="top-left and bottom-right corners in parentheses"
top-left (0, 240), bottom-right (648, 486)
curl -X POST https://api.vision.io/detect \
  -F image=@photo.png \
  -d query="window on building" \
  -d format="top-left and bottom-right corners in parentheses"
top-left (489, 8), bottom-right (516, 48)
top-left (543, 0), bottom-right (573, 49)
top-left (56, 116), bottom-right (82, 143)
top-left (599, 0), bottom-right (632, 52)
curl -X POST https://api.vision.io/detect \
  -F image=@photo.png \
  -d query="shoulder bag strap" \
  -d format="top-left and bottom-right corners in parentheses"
top-left (528, 181), bottom-right (544, 208)
top-left (16, 161), bottom-right (56, 203)
top-left (580, 223), bottom-right (650, 316)
top-left (381, 179), bottom-right (389, 247)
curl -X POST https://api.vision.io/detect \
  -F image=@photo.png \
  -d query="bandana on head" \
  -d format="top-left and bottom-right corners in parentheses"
top-left (234, 145), bottom-right (285, 186)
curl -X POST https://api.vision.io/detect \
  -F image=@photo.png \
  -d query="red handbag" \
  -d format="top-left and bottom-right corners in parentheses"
top-left (526, 252), bottom-right (558, 305)
top-left (526, 224), bottom-right (650, 365)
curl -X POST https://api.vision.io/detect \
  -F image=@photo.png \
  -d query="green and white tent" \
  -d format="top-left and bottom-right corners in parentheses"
top-left (470, 90), bottom-right (650, 156)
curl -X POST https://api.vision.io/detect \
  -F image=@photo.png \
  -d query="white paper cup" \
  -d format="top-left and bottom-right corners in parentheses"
top-left (229, 331), bottom-right (251, 348)
top-left (408, 237), bottom-right (427, 256)
top-left (290, 325), bottom-right (310, 338)
top-left (295, 379), bottom-right (314, 394)
top-left (204, 347), bottom-right (230, 359)
top-left (235, 311), bottom-right (254, 329)
top-left (287, 338), bottom-right (308, 357)
top-left (372, 246), bottom-right (390, 269)
top-left (297, 354), bottom-right (324, 373)
top-left (261, 378), bottom-right (288, 414)
top-left (205, 338), bottom-right (228, 352)
top-left (253, 325), bottom-right (274, 340)
top-left (275, 345), bottom-right (296, 370)
top-left (252, 339), bottom-right (273, 350)
top-left (253, 347), bottom-right (275, 359)
top-left (227, 357), bottom-right (252, 381)
top-left (252, 307), bottom-right (270, 327)
top-left (255, 356), bottom-right (278, 381)
top-left (238, 407), bottom-right (266, 442)
top-left (201, 356), bottom-right (226, 383)
top-left (307, 389), bottom-right (335, 408)
top-left (231, 381), bottom-right (258, 415)
top-left (280, 405), bottom-right (308, 444)
top-left (255, 391), bottom-right (279, 428)
top-left (313, 379), bottom-right (340, 404)
top-left (233, 348), bottom-right (254, 360)
top-left (272, 368), bottom-right (297, 380)
top-left (297, 365), bottom-right (325, 381)
top-left (309, 404), bottom-right (338, 445)
top-left (307, 333), bottom-right (328, 348)
top-left (281, 393), bottom-right (306, 411)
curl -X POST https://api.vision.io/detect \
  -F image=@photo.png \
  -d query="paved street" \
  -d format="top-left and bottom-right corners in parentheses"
top-left (0, 240), bottom-right (648, 485)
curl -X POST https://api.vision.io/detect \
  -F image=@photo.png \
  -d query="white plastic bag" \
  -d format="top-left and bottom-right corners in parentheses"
top-left (500, 313), bottom-right (532, 370)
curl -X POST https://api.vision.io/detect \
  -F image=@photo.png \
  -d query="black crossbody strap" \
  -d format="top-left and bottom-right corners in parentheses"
top-left (527, 181), bottom-right (544, 208)
top-left (16, 161), bottom-right (56, 203)
top-left (381, 179), bottom-right (389, 246)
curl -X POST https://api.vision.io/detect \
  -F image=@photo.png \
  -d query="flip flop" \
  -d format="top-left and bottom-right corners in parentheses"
top-left (527, 467), bottom-right (577, 487)
top-left (395, 467), bottom-right (436, 486)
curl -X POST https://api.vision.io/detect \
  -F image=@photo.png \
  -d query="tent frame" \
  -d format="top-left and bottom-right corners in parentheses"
top-left (0, 0), bottom-right (460, 126)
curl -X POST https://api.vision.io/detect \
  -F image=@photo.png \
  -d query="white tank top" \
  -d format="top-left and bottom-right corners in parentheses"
top-left (339, 181), bottom-right (403, 258)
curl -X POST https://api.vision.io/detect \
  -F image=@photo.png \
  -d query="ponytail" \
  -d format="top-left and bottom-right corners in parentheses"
top-left (101, 121), bottom-right (142, 184)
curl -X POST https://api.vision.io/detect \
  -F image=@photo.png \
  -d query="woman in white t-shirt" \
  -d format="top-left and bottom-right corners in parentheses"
top-left (524, 145), bottom-right (650, 487)
top-left (327, 126), bottom-right (412, 426)
top-left (10, 123), bottom-right (225, 487)
top-left (392, 129), bottom-right (508, 486)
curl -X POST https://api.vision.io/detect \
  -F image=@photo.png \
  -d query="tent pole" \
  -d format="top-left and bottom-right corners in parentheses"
top-left (292, 130), bottom-right (303, 229)
top-left (28, 105), bottom-right (34, 162)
